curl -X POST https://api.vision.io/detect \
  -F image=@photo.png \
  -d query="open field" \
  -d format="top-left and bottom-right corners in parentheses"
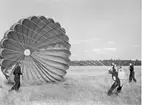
top-left (0, 66), bottom-right (141, 105)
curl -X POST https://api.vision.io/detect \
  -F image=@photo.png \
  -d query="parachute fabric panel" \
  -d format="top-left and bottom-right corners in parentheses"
top-left (0, 16), bottom-right (71, 85)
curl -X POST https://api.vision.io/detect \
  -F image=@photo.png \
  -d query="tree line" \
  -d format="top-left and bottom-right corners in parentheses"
top-left (69, 59), bottom-right (141, 66)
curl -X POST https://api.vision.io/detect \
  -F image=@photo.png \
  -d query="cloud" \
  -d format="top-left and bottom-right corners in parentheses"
top-left (104, 48), bottom-right (116, 51)
top-left (70, 38), bottom-right (101, 45)
top-left (92, 48), bottom-right (108, 54)
top-left (107, 41), bottom-right (116, 45)
top-left (92, 48), bottom-right (101, 52)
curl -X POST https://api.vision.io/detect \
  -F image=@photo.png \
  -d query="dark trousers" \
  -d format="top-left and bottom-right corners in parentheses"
top-left (11, 80), bottom-right (21, 91)
top-left (108, 78), bottom-right (122, 95)
top-left (129, 71), bottom-right (136, 82)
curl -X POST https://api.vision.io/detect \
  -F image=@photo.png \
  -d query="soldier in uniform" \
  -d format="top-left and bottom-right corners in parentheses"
top-left (9, 63), bottom-right (22, 92)
top-left (129, 63), bottom-right (136, 82)
top-left (107, 64), bottom-right (126, 96)
top-left (107, 63), bottom-right (120, 96)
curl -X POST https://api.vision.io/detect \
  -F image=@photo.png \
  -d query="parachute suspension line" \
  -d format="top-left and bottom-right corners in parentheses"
top-left (97, 60), bottom-right (108, 73)
top-left (84, 59), bottom-right (108, 71)
top-left (88, 60), bottom-right (97, 66)
top-left (96, 60), bottom-right (110, 90)
top-left (98, 60), bottom-right (107, 67)
top-left (88, 59), bottom-right (110, 91)
top-left (86, 60), bottom-right (108, 75)
top-left (95, 60), bottom-right (110, 90)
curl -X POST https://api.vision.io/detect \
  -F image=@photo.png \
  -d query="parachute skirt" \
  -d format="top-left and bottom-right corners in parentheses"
top-left (0, 16), bottom-right (71, 85)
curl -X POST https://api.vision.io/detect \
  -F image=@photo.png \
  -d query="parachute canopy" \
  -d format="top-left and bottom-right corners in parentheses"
top-left (0, 16), bottom-right (71, 85)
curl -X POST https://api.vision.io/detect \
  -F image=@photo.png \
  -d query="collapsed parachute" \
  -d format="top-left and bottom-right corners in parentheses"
top-left (0, 16), bottom-right (71, 85)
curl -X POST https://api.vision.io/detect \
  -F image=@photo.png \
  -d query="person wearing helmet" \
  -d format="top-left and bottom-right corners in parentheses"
top-left (107, 63), bottom-right (120, 96)
top-left (110, 63), bottom-right (117, 81)
top-left (129, 63), bottom-right (136, 82)
top-left (9, 63), bottom-right (22, 92)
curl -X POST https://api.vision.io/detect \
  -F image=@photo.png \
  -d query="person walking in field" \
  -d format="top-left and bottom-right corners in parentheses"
top-left (129, 63), bottom-right (136, 82)
top-left (107, 63), bottom-right (119, 96)
top-left (9, 63), bottom-right (22, 92)
top-left (110, 63), bottom-right (117, 81)
top-left (107, 64), bottom-right (126, 96)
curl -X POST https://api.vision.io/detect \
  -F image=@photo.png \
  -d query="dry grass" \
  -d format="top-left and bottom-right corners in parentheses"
top-left (0, 66), bottom-right (141, 105)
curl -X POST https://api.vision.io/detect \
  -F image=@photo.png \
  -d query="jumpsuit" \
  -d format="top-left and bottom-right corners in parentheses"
top-left (108, 66), bottom-right (122, 95)
top-left (10, 65), bottom-right (22, 91)
top-left (129, 65), bottom-right (136, 82)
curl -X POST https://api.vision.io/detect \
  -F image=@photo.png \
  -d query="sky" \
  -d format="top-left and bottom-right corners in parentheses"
top-left (0, 0), bottom-right (141, 60)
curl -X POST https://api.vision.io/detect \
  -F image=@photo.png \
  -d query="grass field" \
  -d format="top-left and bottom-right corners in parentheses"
top-left (0, 66), bottom-right (141, 105)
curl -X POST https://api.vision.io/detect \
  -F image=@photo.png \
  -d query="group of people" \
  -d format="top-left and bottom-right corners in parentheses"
top-left (8, 62), bottom-right (137, 95)
top-left (107, 63), bottom-right (137, 96)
